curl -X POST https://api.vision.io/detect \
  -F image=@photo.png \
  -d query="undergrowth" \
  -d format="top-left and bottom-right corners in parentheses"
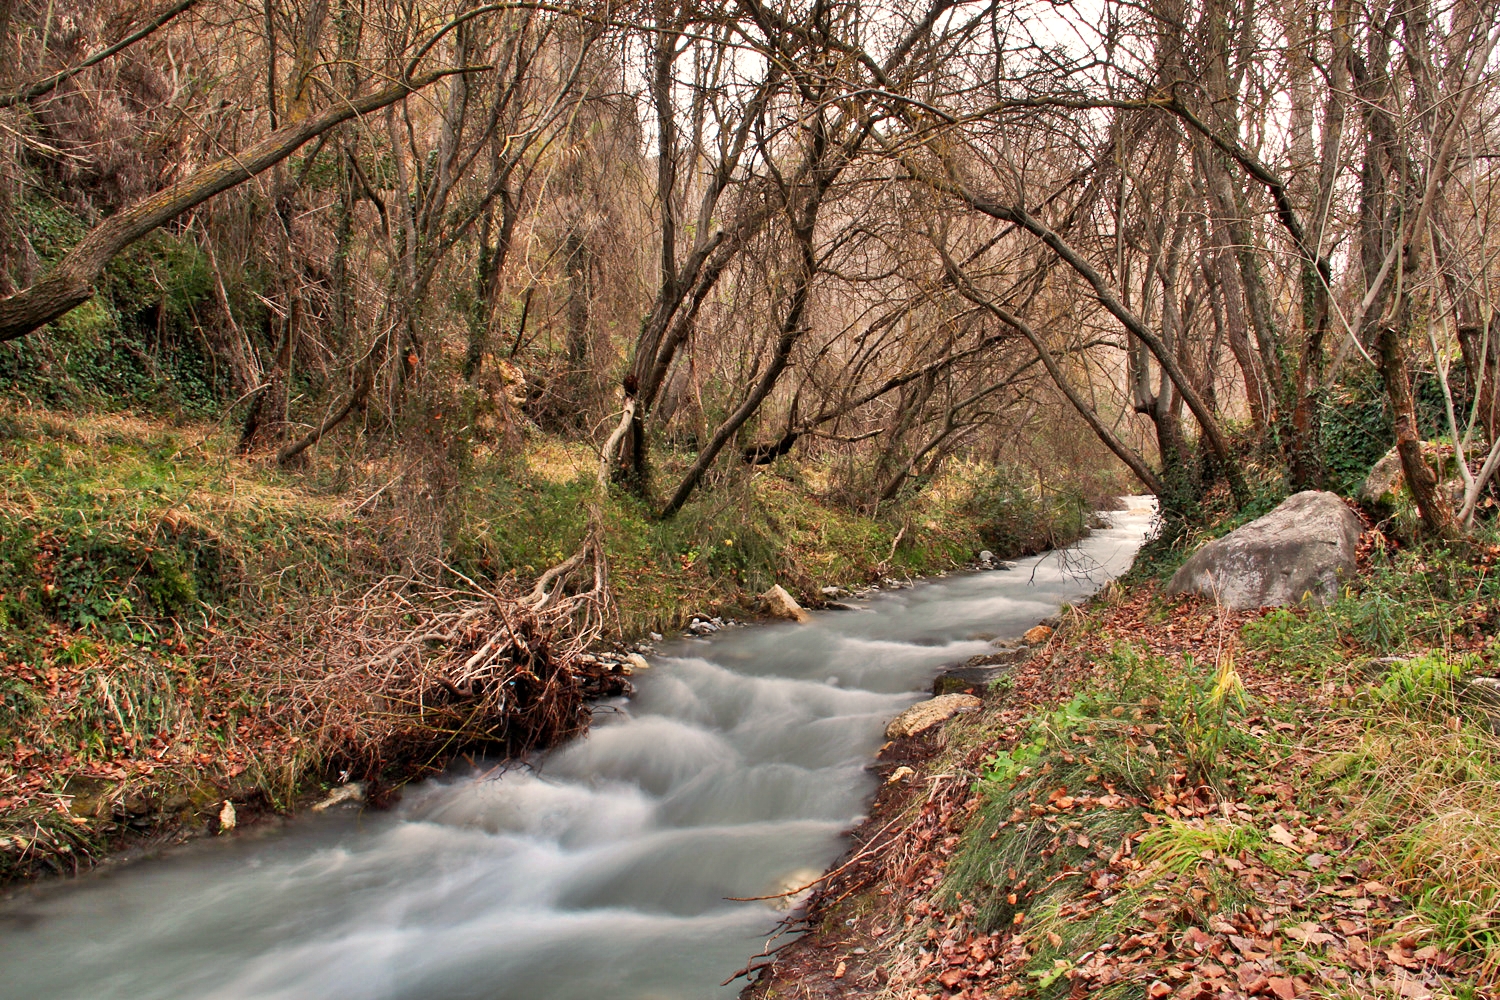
top-left (929, 530), bottom-right (1500, 996)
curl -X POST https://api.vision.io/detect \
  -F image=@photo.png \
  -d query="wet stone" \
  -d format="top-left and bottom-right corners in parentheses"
top-left (885, 693), bottom-right (983, 739)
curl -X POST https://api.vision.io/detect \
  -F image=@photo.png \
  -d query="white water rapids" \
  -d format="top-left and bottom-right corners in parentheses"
top-left (0, 500), bottom-right (1155, 1000)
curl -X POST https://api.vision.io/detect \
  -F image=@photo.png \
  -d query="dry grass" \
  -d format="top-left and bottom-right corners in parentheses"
top-left (1328, 709), bottom-right (1500, 978)
top-left (525, 437), bottom-right (595, 484)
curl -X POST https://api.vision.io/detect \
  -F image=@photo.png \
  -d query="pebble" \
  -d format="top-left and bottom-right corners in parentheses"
top-left (311, 782), bottom-right (367, 812)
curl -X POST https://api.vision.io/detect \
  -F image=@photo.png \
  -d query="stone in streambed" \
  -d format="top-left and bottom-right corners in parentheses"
top-left (1167, 490), bottom-right (1363, 610)
top-left (760, 584), bottom-right (811, 623)
top-left (983, 641), bottom-right (1033, 660)
top-left (311, 782), bottom-right (366, 813)
top-left (885, 694), bottom-right (982, 739)
top-left (933, 644), bottom-right (1033, 695)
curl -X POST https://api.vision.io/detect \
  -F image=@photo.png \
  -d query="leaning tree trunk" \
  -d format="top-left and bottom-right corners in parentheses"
top-left (0, 69), bottom-right (460, 342)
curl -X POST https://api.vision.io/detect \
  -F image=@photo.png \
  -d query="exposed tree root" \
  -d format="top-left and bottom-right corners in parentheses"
top-left (265, 530), bottom-right (616, 778)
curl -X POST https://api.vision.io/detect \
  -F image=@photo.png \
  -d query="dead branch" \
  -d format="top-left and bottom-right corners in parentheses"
top-left (245, 540), bottom-right (617, 775)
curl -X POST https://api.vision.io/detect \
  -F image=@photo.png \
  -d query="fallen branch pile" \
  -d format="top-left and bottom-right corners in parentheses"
top-left (261, 535), bottom-right (619, 776)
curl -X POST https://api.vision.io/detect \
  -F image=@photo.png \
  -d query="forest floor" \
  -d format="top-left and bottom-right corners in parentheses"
top-left (742, 526), bottom-right (1500, 1000)
top-left (0, 405), bottom-right (1102, 886)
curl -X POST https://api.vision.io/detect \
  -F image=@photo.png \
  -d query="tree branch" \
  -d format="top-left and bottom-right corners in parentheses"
top-left (0, 66), bottom-right (476, 342)
top-left (0, 0), bottom-right (204, 109)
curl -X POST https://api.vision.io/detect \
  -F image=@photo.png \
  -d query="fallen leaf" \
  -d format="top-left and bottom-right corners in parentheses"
top-left (1236, 964), bottom-right (1269, 992)
top-left (1389, 972), bottom-right (1432, 999)
top-left (1267, 976), bottom-right (1297, 999)
top-left (1267, 823), bottom-right (1297, 848)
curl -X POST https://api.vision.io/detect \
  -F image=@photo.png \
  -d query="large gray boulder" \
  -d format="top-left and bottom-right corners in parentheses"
top-left (1167, 491), bottom-right (1363, 610)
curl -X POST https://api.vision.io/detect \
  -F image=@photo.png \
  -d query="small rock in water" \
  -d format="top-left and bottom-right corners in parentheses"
top-left (649, 632), bottom-right (663, 642)
top-left (933, 663), bottom-right (1015, 696)
top-left (311, 782), bottom-right (366, 813)
top-left (978, 550), bottom-right (994, 564)
top-left (217, 800), bottom-right (236, 832)
top-left (767, 867), bottom-right (824, 911)
top-left (623, 652), bottom-right (651, 673)
top-left (760, 584), bottom-right (811, 623)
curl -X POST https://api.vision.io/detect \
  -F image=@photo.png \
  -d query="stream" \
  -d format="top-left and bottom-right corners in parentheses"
top-left (0, 499), bottom-right (1155, 1000)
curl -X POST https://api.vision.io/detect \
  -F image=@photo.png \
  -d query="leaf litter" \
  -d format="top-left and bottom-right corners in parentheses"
top-left (741, 579), bottom-right (1495, 1000)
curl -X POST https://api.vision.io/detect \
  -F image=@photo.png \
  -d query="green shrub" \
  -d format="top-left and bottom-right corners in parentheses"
top-left (959, 464), bottom-right (1091, 558)
top-left (0, 197), bottom-right (221, 414)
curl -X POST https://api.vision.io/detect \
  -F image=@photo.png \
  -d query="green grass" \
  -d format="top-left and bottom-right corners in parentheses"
top-left (447, 448), bottom-right (1090, 637)
top-left (939, 635), bottom-right (1282, 991)
top-left (942, 695), bottom-right (1153, 933)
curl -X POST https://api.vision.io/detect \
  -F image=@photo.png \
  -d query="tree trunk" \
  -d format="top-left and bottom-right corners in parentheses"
top-left (946, 257), bottom-right (1164, 495)
top-left (952, 187), bottom-right (1250, 506)
top-left (0, 69), bottom-right (462, 343)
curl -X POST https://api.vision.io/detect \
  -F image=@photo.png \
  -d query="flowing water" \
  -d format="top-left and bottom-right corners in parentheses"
top-left (0, 500), bottom-right (1155, 1000)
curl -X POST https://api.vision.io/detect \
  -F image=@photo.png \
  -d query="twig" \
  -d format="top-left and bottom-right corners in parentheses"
top-left (725, 804), bottom-right (914, 902)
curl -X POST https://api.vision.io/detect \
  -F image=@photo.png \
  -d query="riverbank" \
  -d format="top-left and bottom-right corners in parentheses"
top-left (0, 405), bottom-right (1114, 886)
top-left (743, 521), bottom-right (1500, 999)
top-left (0, 487), bottom-right (1154, 999)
